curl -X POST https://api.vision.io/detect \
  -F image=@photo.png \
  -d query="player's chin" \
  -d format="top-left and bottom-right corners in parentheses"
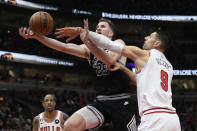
top-left (142, 45), bottom-right (149, 50)
top-left (47, 107), bottom-right (54, 112)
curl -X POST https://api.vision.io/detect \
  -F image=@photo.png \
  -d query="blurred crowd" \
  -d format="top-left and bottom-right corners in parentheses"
top-left (0, 96), bottom-right (32, 131)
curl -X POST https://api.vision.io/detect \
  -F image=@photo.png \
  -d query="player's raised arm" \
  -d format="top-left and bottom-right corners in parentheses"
top-left (19, 27), bottom-right (90, 59)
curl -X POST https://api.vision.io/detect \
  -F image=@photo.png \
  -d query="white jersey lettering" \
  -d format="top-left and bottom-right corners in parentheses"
top-left (38, 110), bottom-right (63, 131)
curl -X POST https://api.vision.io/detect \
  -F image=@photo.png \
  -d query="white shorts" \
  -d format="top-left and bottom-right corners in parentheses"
top-left (138, 113), bottom-right (181, 131)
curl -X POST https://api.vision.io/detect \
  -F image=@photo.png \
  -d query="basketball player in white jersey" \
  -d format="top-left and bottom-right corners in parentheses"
top-left (57, 20), bottom-right (181, 131)
top-left (32, 94), bottom-right (69, 131)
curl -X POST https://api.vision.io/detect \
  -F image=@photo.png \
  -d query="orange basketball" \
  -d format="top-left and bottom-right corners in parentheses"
top-left (29, 11), bottom-right (54, 35)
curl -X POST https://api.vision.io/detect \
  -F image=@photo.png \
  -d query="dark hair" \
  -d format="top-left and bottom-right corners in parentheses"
top-left (98, 18), bottom-right (115, 33)
top-left (155, 30), bottom-right (172, 51)
top-left (42, 94), bottom-right (57, 102)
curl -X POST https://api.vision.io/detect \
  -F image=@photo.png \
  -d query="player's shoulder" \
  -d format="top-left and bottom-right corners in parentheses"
top-left (34, 112), bottom-right (43, 120)
top-left (33, 115), bottom-right (40, 124)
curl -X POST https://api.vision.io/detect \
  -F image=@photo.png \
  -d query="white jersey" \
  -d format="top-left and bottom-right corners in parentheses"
top-left (136, 49), bottom-right (176, 116)
top-left (38, 110), bottom-right (64, 131)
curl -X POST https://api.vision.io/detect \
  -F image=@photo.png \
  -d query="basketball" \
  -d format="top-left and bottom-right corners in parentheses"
top-left (29, 11), bottom-right (54, 35)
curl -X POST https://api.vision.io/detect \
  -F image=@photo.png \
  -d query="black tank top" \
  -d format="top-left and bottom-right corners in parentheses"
top-left (90, 53), bottom-right (131, 96)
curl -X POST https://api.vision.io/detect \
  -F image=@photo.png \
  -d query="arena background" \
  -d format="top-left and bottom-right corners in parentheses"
top-left (0, 0), bottom-right (197, 130)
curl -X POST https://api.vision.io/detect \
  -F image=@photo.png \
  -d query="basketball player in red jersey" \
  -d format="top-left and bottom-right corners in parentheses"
top-left (32, 94), bottom-right (69, 131)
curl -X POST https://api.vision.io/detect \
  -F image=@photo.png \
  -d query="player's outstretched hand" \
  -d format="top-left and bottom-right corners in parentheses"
top-left (19, 27), bottom-right (39, 39)
top-left (83, 19), bottom-right (89, 43)
top-left (55, 27), bottom-right (82, 42)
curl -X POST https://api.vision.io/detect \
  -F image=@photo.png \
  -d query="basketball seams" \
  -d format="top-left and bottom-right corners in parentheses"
top-left (43, 12), bottom-right (48, 34)
top-left (40, 11), bottom-right (43, 35)
top-left (48, 14), bottom-right (54, 33)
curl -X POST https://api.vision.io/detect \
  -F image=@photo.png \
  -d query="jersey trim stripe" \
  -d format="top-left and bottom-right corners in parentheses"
top-left (38, 115), bottom-right (40, 129)
top-left (144, 111), bottom-right (176, 115)
top-left (96, 93), bottom-right (131, 101)
top-left (59, 111), bottom-right (64, 129)
top-left (42, 110), bottom-right (58, 123)
top-left (143, 107), bottom-right (176, 115)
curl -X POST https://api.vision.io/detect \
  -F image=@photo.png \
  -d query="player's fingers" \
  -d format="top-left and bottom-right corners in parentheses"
top-left (24, 27), bottom-right (29, 35)
top-left (84, 20), bottom-right (89, 33)
top-left (83, 20), bottom-right (86, 28)
top-left (27, 27), bottom-right (30, 34)
top-left (83, 19), bottom-right (86, 28)
top-left (21, 27), bottom-right (29, 39)
top-left (109, 64), bottom-right (120, 71)
top-left (22, 27), bottom-right (26, 34)
top-left (65, 39), bottom-right (70, 43)
top-left (85, 19), bottom-right (88, 28)
top-left (19, 27), bottom-right (27, 38)
top-left (66, 37), bottom-right (74, 43)
top-left (56, 34), bottom-right (66, 38)
top-left (109, 67), bottom-right (117, 71)
top-left (54, 31), bottom-right (64, 35)
top-left (56, 28), bottom-right (65, 31)
top-left (66, 35), bottom-right (77, 43)
top-left (56, 27), bottom-right (70, 31)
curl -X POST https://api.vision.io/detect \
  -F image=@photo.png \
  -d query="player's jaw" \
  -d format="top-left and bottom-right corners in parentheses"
top-left (96, 29), bottom-right (102, 34)
top-left (46, 104), bottom-right (55, 112)
top-left (143, 38), bottom-right (155, 50)
top-left (142, 41), bottom-right (150, 50)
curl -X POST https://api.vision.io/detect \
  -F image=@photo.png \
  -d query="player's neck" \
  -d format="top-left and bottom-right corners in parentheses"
top-left (44, 110), bottom-right (57, 119)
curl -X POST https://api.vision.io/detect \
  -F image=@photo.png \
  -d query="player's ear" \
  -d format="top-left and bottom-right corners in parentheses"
top-left (109, 30), bottom-right (114, 38)
top-left (153, 41), bottom-right (161, 48)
